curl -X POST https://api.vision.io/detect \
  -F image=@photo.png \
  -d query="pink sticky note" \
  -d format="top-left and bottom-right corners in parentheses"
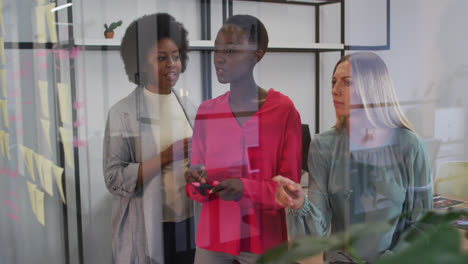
top-left (192, 182), bottom-right (200, 187)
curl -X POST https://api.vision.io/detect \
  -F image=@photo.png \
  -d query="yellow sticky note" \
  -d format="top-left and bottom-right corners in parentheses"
top-left (0, 99), bottom-right (8, 127)
top-left (41, 159), bottom-right (53, 196)
top-left (35, 188), bottom-right (45, 226)
top-left (59, 127), bottom-right (74, 169)
top-left (0, 0), bottom-right (4, 37)
top-left (38, 80), bottom-right (49, 118)
top-left (35, 6), bottom-right (46, 43)
top-left (34, 153), bottom-right (44, 187)
top-left (53, 164), bottom-right (65, 204)
top-left (0, 130), bottom-right (4, 156)
top-left (20, 145), bottom-right (35, 181)
top-left (0, 69), bottom-right (5, 98)
top-left (45, 3), bottom-right (57, 43)
top-left (0, 11), bottom-right (4, 38)
top-left (0, 37), bottom-right (4, 65)
top-left (26, 149), bottom-right (36, 181)
top-left (40, 119), bottom-right (52, 152)
top-left (57, 83), bottom-right (72, 125)
top-left (27, 181), bottom-right (37, 215)
top-left (3, 132), bottom-right (9, 160)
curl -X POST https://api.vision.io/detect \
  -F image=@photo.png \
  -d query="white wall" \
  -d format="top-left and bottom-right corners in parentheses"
top-left (342, 0), bottom-right (467, 174)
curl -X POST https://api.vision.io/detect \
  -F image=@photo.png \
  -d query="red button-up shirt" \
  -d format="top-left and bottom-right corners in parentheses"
top-left (186, 89), bottom-right (302, 255)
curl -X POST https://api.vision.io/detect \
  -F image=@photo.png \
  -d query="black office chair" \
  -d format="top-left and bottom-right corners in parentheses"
top-left (300, 124), bottom-right (312, 187)
top-left (301, 124), bottom-right (312, 173)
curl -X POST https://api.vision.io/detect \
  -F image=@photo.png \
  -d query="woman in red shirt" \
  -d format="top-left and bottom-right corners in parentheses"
top-left (185, 15), bottom-right (302, 263)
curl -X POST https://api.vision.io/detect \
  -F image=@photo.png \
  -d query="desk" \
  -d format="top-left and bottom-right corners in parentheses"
top-left (294, 194), bottom-right (468, 264)
top-left (435, 194), bottom-right (468, 251)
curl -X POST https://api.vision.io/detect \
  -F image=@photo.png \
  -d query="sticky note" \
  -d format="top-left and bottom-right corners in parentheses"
top-left (35, 188), bottom-right (45, 226)
top-left (35, 3), bottom-right (57, 43)
top-left (0, 99), bottom-right (8, 127)
top-left (0, 37), bottom-right (4, 65)
top-left (0, 69), bottom-right (5, 97)
top-left (40, 119), bottom-right (52, 152)
top-left (3, 132), bottom-right (9, 160)
top-left (34, 153), bottom-right (44, 187)
top-left (0, 0), bottom-right (4, 37)
top-left (27, 181), bottom-right (37, 215)
top-left (38, 80), bottom-right (49, 118)
top-left (45, 3), bottom-right (57, 43)
top-left (0, 12), bottom-right (4, 38)
top-left (41, 159), bottom-right (53, 196)
top-left (35, 6), bottom-right (46, 43)
top-left (53, 164), bottom-right (65, 204)
top-left (59, 127), bottom-right (74, 169)
top-left (20, 145), bottom-right (35, 181)
top-left (57, 83), bottom-right (72, 124)
top-left (0, 130), bottom-right (4, 156)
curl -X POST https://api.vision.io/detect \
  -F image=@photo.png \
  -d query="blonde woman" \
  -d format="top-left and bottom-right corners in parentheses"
top-left (274, 52), bottom-right (433, 263)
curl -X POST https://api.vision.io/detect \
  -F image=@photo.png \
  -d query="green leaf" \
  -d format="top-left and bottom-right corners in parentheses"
top-left (108, 20), bottom-right (123, 30)
top-left (404, 210), bottom-right (468, 243)
top-left (377, 224), bottom-right (468, 264)
top-left (258, 222), bottom-right (390, 264)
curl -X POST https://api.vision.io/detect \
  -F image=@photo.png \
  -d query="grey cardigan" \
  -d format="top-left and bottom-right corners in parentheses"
top-left (103, 87), bottom-right (196, 264)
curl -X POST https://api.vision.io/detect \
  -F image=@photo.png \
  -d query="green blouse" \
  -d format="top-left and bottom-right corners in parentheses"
top-left (287, 128), bottom-right (433, 263)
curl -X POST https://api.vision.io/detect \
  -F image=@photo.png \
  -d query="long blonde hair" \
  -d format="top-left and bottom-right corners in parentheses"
top-left (333, 52), bottom-right (414, 131)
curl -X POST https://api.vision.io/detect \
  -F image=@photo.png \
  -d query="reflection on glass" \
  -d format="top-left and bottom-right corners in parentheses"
top-left (185, 15), bottom-right (302, 263)
top-left (278, 52), bottom-right (433, 263)
top-left (103, 13), bottom-right (195, 264)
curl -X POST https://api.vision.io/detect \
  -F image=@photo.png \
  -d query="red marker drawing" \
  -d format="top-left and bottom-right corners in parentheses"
top-left (7, 191), bottom-right (18, 199)
top-left (73, 139), bottom-right (87, 147)
top-left (7, 213), bottom-right (19, 223)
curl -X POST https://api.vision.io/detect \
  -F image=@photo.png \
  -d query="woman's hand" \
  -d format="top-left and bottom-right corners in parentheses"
top-left (184, 164), bottom-right (207, 184)
top-left (210, 178), bottom-right (243, 201)
top-left (162, 137), bottom-right (192, 165)
top-left (273, 175), bottom-right (305, 210)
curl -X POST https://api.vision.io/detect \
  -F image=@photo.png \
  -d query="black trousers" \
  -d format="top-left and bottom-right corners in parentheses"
top-left (163, 217), bottom-right (196, 264)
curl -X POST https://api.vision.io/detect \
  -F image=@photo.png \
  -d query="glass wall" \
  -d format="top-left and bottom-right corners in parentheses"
top-left (0, 0), bottom-right (466, 263)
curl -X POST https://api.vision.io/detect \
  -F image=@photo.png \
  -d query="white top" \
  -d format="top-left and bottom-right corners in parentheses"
top-left (143, 88), bottom-right (193, 222)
